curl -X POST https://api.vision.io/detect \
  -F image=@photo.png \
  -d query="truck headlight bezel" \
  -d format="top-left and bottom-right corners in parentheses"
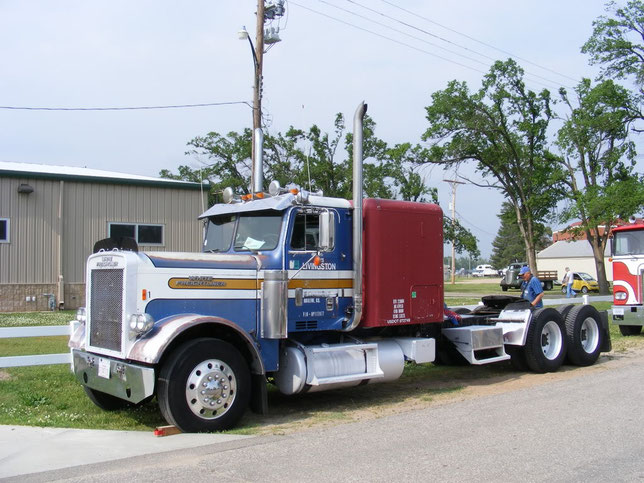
top-left (128, 313), bottom-right (155, 336)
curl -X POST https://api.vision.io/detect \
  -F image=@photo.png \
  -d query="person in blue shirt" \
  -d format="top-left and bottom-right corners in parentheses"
top-left (519, 266), bottom-right (544, 308)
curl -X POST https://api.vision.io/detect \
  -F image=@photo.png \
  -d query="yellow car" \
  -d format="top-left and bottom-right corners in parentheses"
top-left (561, 272), bottom-right (600, 294)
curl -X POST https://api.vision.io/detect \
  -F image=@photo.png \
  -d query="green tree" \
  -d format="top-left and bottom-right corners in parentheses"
top-left (422, 59), bottom-right (564, 271)
top-left (161, 113), bottom-right (479, 256)
top-left (582, 1), bottom-right (644, 86)
top-left (490, 202), bottom-right (551, 269)
top-left (557, 78), bottom-right (644, 293)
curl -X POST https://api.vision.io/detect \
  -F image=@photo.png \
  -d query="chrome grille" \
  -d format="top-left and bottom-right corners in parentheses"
top-left (89, 269), bottom-right (123, 352)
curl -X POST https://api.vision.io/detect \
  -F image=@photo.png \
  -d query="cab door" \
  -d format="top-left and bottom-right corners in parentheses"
top-left (286, 208), bottom-right (345, 331)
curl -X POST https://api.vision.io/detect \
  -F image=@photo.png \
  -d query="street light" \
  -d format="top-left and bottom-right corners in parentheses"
top-left (237, 27), bottom-right (258, 70)
top-left (238, 2), bottom-right (285, 195)
top-left (239, 20), bottom-right (264, 195)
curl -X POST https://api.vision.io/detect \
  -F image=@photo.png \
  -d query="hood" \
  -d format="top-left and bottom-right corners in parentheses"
top-left (145, 252), bottom-right (259, 270)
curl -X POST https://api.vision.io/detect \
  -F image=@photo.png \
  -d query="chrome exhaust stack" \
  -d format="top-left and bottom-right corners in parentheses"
top-left (344, 101), bottom-right (367, 331)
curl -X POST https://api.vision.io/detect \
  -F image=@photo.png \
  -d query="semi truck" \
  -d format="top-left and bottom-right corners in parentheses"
top-left (611, 220), bottom-right (644, 335)
top-left (500, 262), bottom-right (558, 291)
top-left (69, 103), bottom-right (611, 433)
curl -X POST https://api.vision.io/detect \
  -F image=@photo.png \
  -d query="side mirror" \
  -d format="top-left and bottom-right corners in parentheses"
top-left (318, 211), bottom-right (335, 251)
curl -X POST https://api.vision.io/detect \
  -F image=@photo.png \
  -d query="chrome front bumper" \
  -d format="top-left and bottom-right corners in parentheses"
top-left (72, 349), bottom-right (155, 404)
top-left (612, 305), bottom-right (644, 326)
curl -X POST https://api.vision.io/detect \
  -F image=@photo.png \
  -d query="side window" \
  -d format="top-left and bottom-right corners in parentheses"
top-left (290, 212), bottom-right (321, 251)
top-left (0, 218), bottom-right (9, 243)
top-left (109, 222), bottom-right (164, 246)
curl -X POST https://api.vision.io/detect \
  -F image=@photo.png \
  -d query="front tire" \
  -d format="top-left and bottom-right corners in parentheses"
top-left (157, 338), bottom-right (250, 433)
top-left (564, 305), bottom-right (603, 366)
top-left (84, 386), bottom-right (132, 411)
top-left (581, 286), bottom-right (589, 294)
top-left (523, 308), bottom-right (567, 373)
top-left (619, 325), bottom-right (642, 336)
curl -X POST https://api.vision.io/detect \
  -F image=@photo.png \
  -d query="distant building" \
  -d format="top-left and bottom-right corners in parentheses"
top-left (536, 240), bottom-right (612, 282)
top-left (552, 219), bottom-right (643, 242)
top-left (0, 161), bottom-right (209, 312)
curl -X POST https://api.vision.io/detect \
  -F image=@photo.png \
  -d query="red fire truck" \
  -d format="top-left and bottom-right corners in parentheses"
top-left (611, 221), bottom-right (644, 335)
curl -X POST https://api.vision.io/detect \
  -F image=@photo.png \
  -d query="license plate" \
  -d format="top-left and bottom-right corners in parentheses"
top-left (98, 357), bottom-right (111, 379)
top-left (613, 308), bottom-right (625, 316)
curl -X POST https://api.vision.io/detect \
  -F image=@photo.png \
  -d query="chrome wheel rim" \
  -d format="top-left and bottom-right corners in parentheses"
top-left (186, 359), bottom-right (237, 419)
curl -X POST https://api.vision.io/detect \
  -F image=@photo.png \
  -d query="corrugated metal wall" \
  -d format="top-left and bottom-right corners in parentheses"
top-left (0, 176), bottom-right (207, 284)
top-left (0, 177), bottom-right (61, 284)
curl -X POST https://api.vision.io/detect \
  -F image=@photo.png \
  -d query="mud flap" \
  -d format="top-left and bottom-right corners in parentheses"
top-left (250, 373), bottom-right (268, 415)
top-left (600, 311), bottom-right (612, 353)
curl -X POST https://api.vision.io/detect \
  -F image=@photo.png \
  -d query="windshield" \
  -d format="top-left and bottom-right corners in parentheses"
top-left (204, 212), bottom-right (283, 252)
top-left (579, 273), bottom-right (595, 281)
top-left (234, 212), bottom-right (283, 251)
top-left (203, 215), bottom-right (236, 252)
top-left (614, 230), bottom-right (644, 256)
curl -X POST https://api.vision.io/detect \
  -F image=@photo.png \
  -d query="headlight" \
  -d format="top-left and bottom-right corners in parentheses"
top-left (129, 313), bottom-right (155, 335)
top-left (615, 292), bottom-right (627, 301)
top-left (75, 307), bottom-right (86, 324)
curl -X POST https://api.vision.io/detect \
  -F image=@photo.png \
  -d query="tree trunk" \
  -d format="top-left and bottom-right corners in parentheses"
top-left (587, 236), bottom-right (611, 294)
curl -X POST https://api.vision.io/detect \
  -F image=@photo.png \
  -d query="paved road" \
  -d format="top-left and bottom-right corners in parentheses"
top-left (9, 348), bottom-right (644, 482)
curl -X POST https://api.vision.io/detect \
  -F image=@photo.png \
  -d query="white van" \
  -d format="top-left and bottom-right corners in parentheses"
top-left (472, 264), bottom-right (497, 277)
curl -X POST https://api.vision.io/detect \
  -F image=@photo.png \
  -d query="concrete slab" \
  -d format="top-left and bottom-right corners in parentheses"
top-left (0, 425), bottom-right (252, 479)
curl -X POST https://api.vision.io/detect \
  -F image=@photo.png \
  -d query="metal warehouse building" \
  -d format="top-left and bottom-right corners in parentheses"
top-left (0, 161), bottom-right (209, 312)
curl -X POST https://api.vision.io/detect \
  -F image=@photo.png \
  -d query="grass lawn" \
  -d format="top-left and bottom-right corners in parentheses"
top-left (0, 299), bottom-right (641, 433)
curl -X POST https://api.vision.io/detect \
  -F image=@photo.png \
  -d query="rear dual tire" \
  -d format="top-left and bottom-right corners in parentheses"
top-left (564, 305), bottom-right (603, 366)
top-left (523, 308), bottom-right (567, 373)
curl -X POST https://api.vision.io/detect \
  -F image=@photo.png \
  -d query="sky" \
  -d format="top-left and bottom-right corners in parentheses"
top-left (0, 1), bottom-right (633, 260)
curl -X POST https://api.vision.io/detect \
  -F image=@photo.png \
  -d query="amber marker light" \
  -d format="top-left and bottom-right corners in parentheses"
top-left (313, 255), bottom-right (321, 266)
top-left (255, 192), bottom-right (265, 199)
top-left (142, 289), bottom-right (147, 301)
top-left (289, 188), bottom-right (299, 195)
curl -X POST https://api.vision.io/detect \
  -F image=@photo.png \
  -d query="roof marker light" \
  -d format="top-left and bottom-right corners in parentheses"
top-left (268, 180), bottom-right (281, 196)
top-left (222, 187), bottom-right (235, 204)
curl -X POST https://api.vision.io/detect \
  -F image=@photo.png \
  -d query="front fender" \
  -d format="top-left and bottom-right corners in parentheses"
top-left (127, 314), bottom-right (265, 374)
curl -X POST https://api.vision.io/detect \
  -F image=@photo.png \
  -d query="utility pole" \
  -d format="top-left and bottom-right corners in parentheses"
top-left (251, 0), bottom-right (265, 189)
top-left (444, 178), bottom-right (465, 284)
top-left (239, 1), bottom-right (285, 195)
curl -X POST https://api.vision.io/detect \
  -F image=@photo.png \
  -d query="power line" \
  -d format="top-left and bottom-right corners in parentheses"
top-left (455, 209), bottom-right (498, 237)
top-left (0, 101), bottom-right (251, 112)
top-left (292, 1), bottom-right (565, 91)
top-left (341, 0), bottom-right (570, 89)
top-left (316, 0), bottom-right (491, 69)
top-left (290, 1), bottom-right (488, 76)
top-left (377, 0), bottom-right (579, 84)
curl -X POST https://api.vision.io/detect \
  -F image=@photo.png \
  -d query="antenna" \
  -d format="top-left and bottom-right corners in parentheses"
top-left (306, 144), bottom-right (312, 192)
